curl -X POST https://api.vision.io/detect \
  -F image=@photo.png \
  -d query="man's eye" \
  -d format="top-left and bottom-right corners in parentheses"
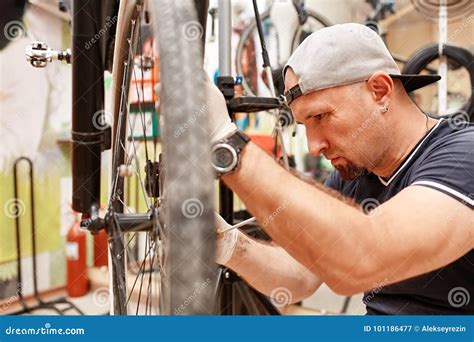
top-left (314, 113), bottom-right (326, 121)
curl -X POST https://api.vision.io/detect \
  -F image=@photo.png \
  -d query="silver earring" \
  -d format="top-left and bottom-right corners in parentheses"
top-left (380, 105), bottom-right (388, 113)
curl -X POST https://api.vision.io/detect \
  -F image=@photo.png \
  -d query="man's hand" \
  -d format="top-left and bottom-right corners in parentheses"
top-left (214, 212), bottom-right (322, 301)
top-left (215, 213), bottom-right (238, 265)
top-left (204, 79), bottom-right (237, 143)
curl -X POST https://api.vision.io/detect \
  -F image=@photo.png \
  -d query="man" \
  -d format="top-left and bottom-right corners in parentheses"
top-left (208, 23), bottom-right (473, 315)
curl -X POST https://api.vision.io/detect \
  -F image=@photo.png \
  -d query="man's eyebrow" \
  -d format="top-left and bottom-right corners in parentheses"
top-left (295, 111), bottom-right (322, 125)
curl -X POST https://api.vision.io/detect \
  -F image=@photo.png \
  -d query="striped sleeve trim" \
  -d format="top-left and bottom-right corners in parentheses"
top-left (411, 180), bottom-right (474, 208)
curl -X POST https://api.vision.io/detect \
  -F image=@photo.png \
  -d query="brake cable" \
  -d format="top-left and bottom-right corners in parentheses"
top-left (251, 0), bottom-right (290, 169)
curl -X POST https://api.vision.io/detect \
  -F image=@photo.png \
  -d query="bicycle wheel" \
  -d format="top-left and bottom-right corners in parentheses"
top-left (235, 9), bottom-right (331, 97)
top-left (402, 43), bottom-right (474, 121)
top-left (107, 0), bottom-right (216, 315)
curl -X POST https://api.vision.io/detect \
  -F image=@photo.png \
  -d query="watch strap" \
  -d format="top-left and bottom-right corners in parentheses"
top-left (226, 130), bottom-right (250, 152)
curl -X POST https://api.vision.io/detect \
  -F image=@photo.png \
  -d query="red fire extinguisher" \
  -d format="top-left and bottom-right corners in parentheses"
top-left (94, 229), bottom-right (108, 267)
top-left (93, 206), bottom-right (109, 267)
top-left (66, 217), bottom-right (89, 297)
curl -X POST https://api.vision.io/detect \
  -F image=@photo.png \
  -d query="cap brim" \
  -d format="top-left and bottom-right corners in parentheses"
top-left (390, 74), bottom-right (441, 93)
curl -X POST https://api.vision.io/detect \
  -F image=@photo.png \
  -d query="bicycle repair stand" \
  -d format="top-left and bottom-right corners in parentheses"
top-left (10, 157), bottom-right (84, 315)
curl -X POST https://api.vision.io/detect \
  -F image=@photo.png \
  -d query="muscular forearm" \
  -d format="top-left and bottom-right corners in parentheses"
top-left (225, 230), bottom-right (322, 303)
top-left (223, 142), bottom-right (375, 295)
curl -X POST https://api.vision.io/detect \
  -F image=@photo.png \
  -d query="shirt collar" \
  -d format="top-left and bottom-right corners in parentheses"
top-left (378, 119), bottom-right (444, 186)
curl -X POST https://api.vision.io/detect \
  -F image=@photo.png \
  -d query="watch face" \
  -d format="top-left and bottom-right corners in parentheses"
top-left (212, 144), bottom-right (238, 173)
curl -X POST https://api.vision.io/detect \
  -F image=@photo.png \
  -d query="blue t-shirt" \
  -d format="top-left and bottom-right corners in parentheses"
top-left (325, 118), bottom-right (473, 315)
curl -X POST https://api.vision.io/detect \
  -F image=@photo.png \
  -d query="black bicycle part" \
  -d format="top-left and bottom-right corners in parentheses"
top-left (81, 209), bottom-right (154, 235)
top-left (71, 0), bottom-right (109, 215)
top-left (228, 96), bottom-right (286, 113)
top-left (144, 160), bottom-right (161, 198)
top-left (252, 0), bottom-right (271, 69)
top-left (216, 267), bottom-right (281, 315)
top-left (103, 0), bottom-right (121, 72)
top-left (216, 76), bottom-right (236, 228)
top-left (193, 0), bottom-right (209, 52)
top-left (402, 43), bottom-right (474, 120)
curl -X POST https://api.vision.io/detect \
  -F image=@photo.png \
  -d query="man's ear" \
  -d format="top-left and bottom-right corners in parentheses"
top-left (366, 72), bottom-right (393, 106)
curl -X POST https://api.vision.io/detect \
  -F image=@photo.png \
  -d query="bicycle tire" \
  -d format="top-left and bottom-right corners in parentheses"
top-left (402, 43), bottom-right (474, 121)
top-left (152, 0), bottom-right (216, 315)
top-left (235, 8), bottom-right (331, 97)
top-left (108, 0), bottom-right (216, 315)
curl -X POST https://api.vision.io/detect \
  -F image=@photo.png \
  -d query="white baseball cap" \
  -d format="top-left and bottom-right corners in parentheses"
top-left (283, 23), bottom-right (440, 105)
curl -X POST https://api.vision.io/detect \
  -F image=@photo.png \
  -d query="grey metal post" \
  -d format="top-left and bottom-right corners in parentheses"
top-left (217, 0), bottom-right (235, 315)
top-left (218, 0), bottom-right (232, 75)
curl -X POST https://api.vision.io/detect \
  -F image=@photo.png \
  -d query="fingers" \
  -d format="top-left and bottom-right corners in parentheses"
top-left (214, 212), bottom-right (231, 230)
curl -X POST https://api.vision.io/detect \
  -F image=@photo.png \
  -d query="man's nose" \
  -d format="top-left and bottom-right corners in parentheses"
top-left (306, 131), bottom-right (329, 157)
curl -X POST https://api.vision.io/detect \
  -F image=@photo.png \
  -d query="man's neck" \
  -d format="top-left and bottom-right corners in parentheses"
top-left (373, 110), bottom-right (438, 179)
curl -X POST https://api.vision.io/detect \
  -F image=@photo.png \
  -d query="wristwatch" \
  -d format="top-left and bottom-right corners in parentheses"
top-left (211, 130), bottom-right (250, 176)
